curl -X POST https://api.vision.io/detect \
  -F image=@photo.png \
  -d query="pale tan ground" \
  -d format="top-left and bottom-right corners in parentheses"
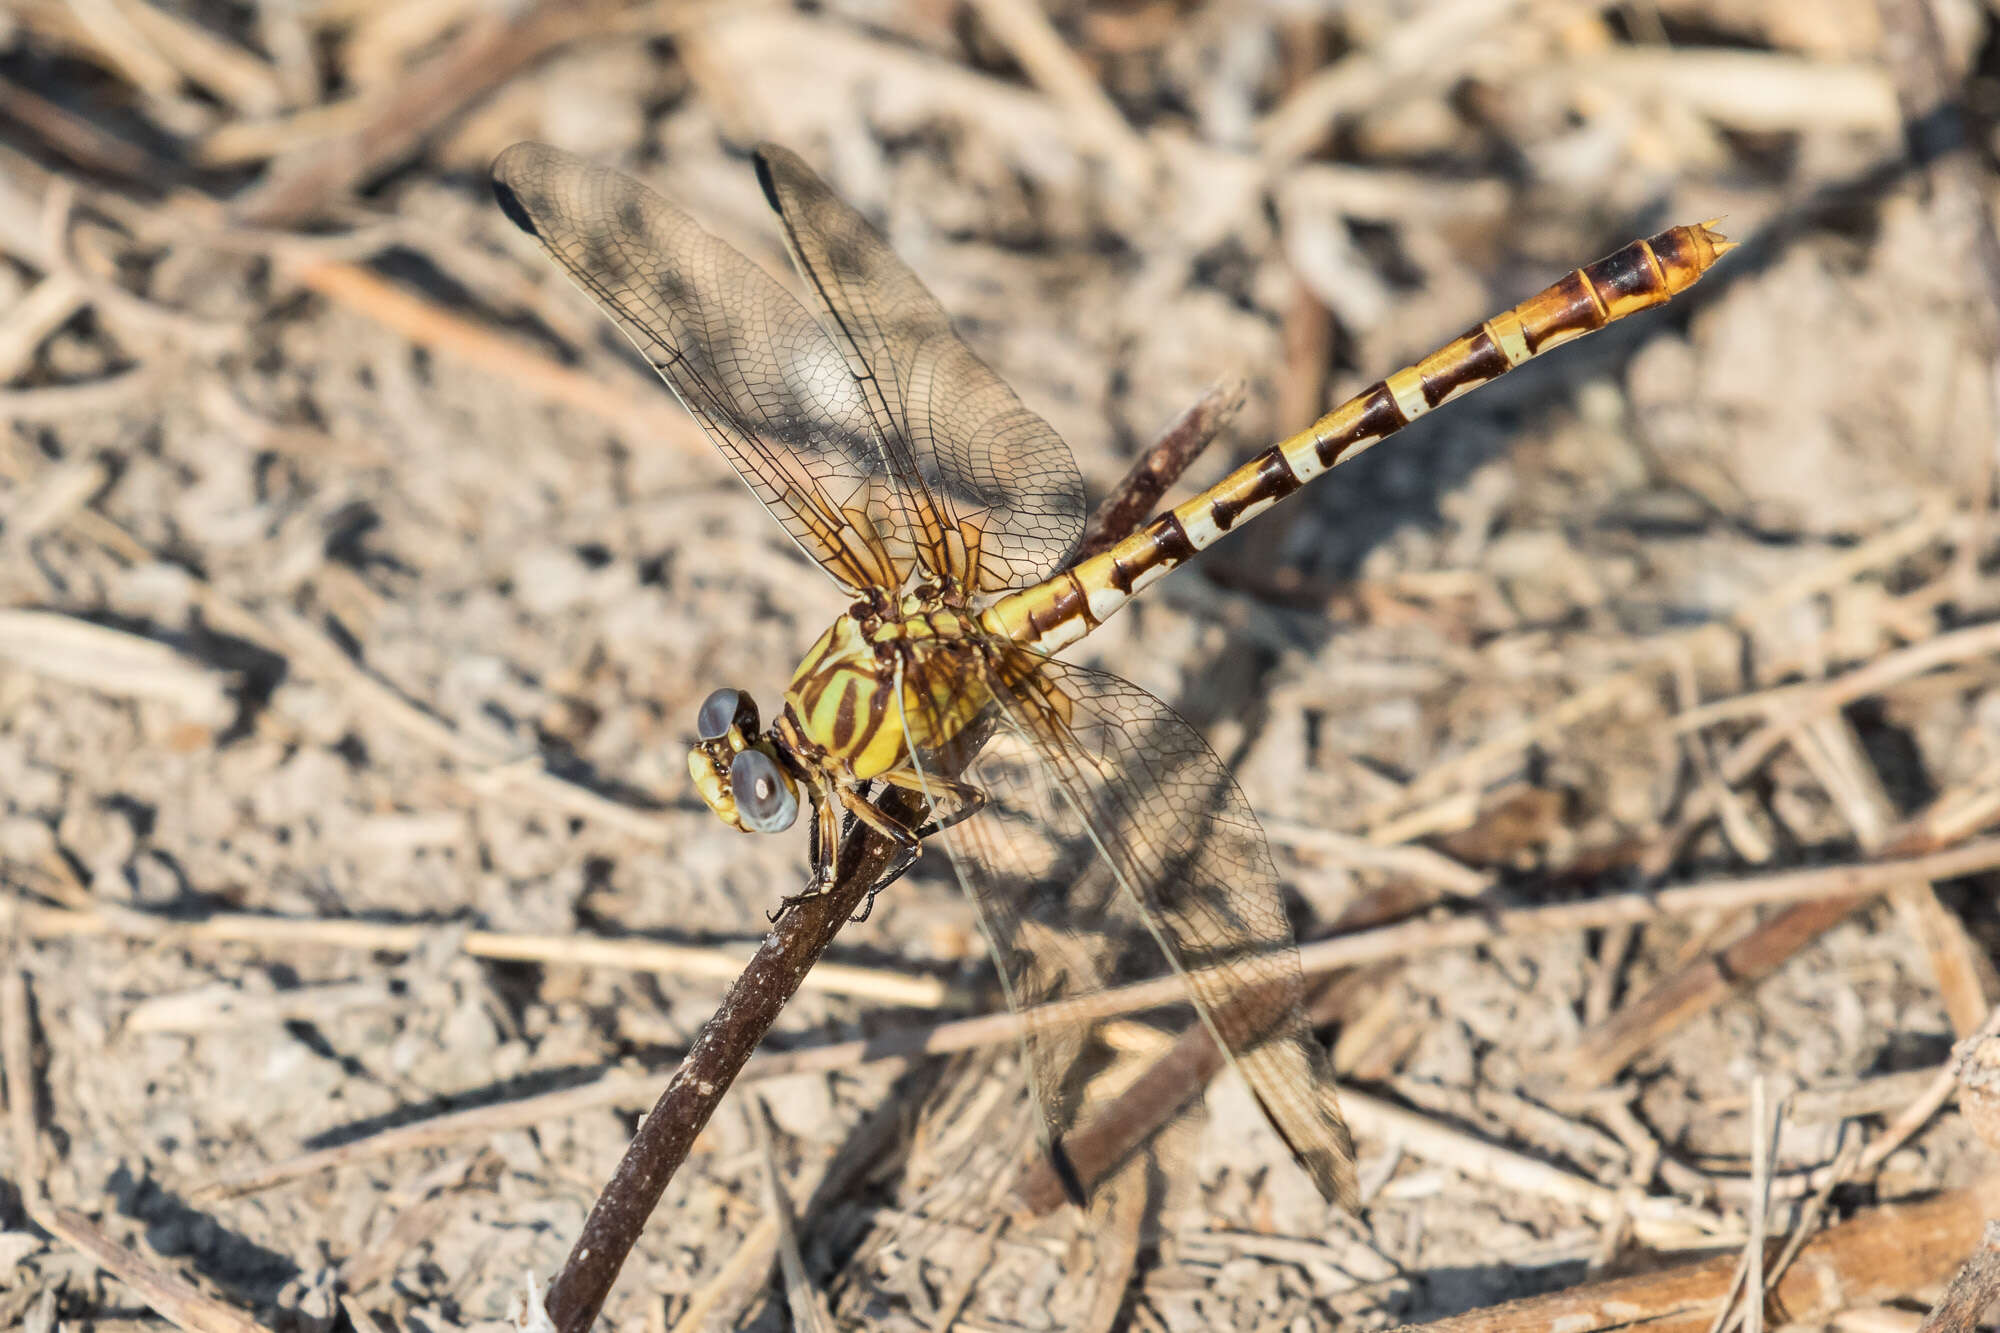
top-left (1, 1), bottom-right (1998, 1331)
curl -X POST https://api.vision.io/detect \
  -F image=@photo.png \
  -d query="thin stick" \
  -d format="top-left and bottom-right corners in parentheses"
top-left (1856, 1004), bottom-right (2000, 1179)
top-left (1075, 378), bottom-right (1246, 560)
top-left (1729, 1004), bottom-right (2000, 1205)
top-left (37, 1207), bottom-right (276, 1333)
top-left (1398, 1181), bottom-right (1995, 1333)
top-left (1566, 898), bottom-right (1866, 1085)
top-left (229, 2), bottom-right (594, 226)
top-left (541, 791), bottom-right (914, 1332)
top-left (1746, 1081), bottom-right (1777, 1333)
top-left (1, 968), bottom-right (42, 1197)
top-left (1365, 502), bottom-right (1959, 831)
top-left (747, 1096), bottom-right (832, 1333)
top-left (958, 0), bottom-right (1151, 182)
top-left (197, 841), bottom-right (2000, 1203)
top-left (1914, 1222), bottom-right (2000, 1333)
top-left (540, 390), bottom-right (1228, 1332)
top-left (283, 255), bottom-right (711, 460)
top-left (1568, 778), bottom-right (2000, 1085)
top-left (10, 901), bottom-right (951, 1007)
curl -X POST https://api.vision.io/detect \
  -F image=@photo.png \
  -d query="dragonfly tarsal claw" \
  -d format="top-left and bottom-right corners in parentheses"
top-left (768, 879), bottom-right (832, 922)
top-left (848, 844), bottom-right (923, 923)
top-left (846, 889), bottom-right (880, 925)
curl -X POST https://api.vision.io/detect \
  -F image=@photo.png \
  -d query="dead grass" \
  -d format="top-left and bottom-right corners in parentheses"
top-left (1, 1), bottom-right (1997, 1330)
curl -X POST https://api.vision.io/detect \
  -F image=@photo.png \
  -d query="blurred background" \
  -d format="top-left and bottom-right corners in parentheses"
top-left (2, 0), bottom-right (1998, 1329)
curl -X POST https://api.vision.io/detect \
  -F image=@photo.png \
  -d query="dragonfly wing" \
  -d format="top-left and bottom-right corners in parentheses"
top-left (491, 142), bottom-right (907, 594)
top-left (754, 145), bottom-right (1085, 592)
top-left (909, 675), bottom-right (1148, 1202)
top-left (923, 647), bottom-right (1358, 1209)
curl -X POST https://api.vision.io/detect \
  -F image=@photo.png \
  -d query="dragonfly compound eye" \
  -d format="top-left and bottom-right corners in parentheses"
top-left (730, 750), bottom-right (798, 833)
top-left (696, 687), bottom-right (758, 741)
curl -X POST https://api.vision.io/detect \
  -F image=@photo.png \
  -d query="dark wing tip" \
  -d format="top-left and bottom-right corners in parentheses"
top-left (490, 142), bottom-right (547, 239)
top-left (490, 176), bottom-right (538, 239)
top-left (751, 144), bottom-right (784, 215)
top-left (1046, 1133), bottom-right (1089, 1209)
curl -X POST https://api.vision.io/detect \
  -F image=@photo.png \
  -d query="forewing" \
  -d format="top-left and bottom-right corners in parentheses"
top-left (930, 648), bottom-right (1359, 1209)
top-left (755, 145), bottom-right (1085, 592)
top-left (491, 142), bottom-right (905, 594)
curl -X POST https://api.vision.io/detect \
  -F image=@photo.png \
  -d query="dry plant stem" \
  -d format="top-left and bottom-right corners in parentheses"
top-left (2, 967), bottom-right (42, 1194)
top-left (1014, 882), bottom-right (1427, 1214)
top-left (11, 901), bottom-right (949, 1007)
top-left (36, 1207), bottom-right (274, 1333)
top-left (747, 1096), bottom-right (832, 1333)
top-left (1401, 1181), bottom-right (1996, 1333)
top-left (4, 970), bottom-right (273, 1332)
top-left (960, 0), bottom-right (1150, 180)
top-left (0, 78), bottom-right (159, 180)
top-left (1568, 897), bottom-right (1865, 1084)
top-left (1072, 378), bottom-right (1245, 561)
top-left (191, 835), bottom-right (2000, 1203)
top-left (1571, 796), bottom-right (1998, 1085)
top-left (542, 399), bottom-right (1225, 1331)
top-left (229, 1), bottom-right (595, 226)
top-left (283, 256), bottom-right (711, 460)
top-left (1856, 1003), bottom-right (2000, 1178)
top-left (542, 790), bottom-right (916, 1332)
top-left (1370, 502), bottom-right (1960, 834)
top-left (1916, 1222), bottom-right (2000, 1333)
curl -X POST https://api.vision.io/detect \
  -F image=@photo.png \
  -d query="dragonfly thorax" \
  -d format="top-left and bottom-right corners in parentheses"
top-left (782, 598), bottom-right (991, 784)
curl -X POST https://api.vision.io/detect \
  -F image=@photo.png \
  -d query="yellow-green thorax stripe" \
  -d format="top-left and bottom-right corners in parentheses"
top-left (783, 605), bottom-right (992, 780)
top-left (982, 221), bottom-right (1731, 655)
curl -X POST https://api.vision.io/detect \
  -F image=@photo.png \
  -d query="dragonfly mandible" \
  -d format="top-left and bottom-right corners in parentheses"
top-left (491, 141), bottom-right (1729, 1211)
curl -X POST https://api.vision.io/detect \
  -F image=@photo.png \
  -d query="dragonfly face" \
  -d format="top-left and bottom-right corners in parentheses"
top-left (688, 687), bottom-right (799, 835)
top-left (493, 137), bottom-right (1725, 1215)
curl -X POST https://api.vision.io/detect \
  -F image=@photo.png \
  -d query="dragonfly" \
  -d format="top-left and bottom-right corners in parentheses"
top-left (491, 141), bottom-right (1728, 1212)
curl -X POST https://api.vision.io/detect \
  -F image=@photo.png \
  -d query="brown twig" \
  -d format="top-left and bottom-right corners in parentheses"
top-left (12, 901), bottom-right (948, 1007)
top-left (229, 2), bottom-right (599, 227)
top-left (1397, 1181), bottom-right (1996, 1333)
top-left (283, 254), bottom-right (712, 459)
top-left (1916, 1221), bottom-right (2000, 1333)
top-left (1013, 880), bottom-right (1431, 1215)
top-left (542, 788), bottom-right (916, 1332)
top-left (179, 833), bottom-right (2000, 1205)
top-left (541, 394), bottom-right (1228, 1331)
top-left (1074, 377), bottom-right (1246, 560)
top-left (1565, 897), bottom-right (1866, 1086)
top-left (1568, 779), bottom-right (2000, 1087)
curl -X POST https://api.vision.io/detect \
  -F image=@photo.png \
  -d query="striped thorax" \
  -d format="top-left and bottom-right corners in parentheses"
top-left (780, 592), bottom-right (992, 783)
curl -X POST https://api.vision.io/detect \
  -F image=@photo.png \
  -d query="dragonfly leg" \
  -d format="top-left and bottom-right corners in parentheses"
top-left (771, 780), bottom-right (925, 923)
top-left (770, 771), bottom-right (989, 923)
top-left (829, 781), bottom-right (927, 922)
top-left (851, 845), bottom-right (918, 923)
top-left (910, 783), bottom-right (985, 839)
top-left (768, 787), bottom-right (845, 922)
top-left (870, 768), bottom-right (986, 838)
top-left (836, 770), bottom-right (989, 921)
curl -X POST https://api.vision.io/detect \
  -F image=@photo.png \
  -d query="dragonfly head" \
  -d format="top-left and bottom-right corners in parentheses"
top-left (688, 688), bottom-right (799, 834)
